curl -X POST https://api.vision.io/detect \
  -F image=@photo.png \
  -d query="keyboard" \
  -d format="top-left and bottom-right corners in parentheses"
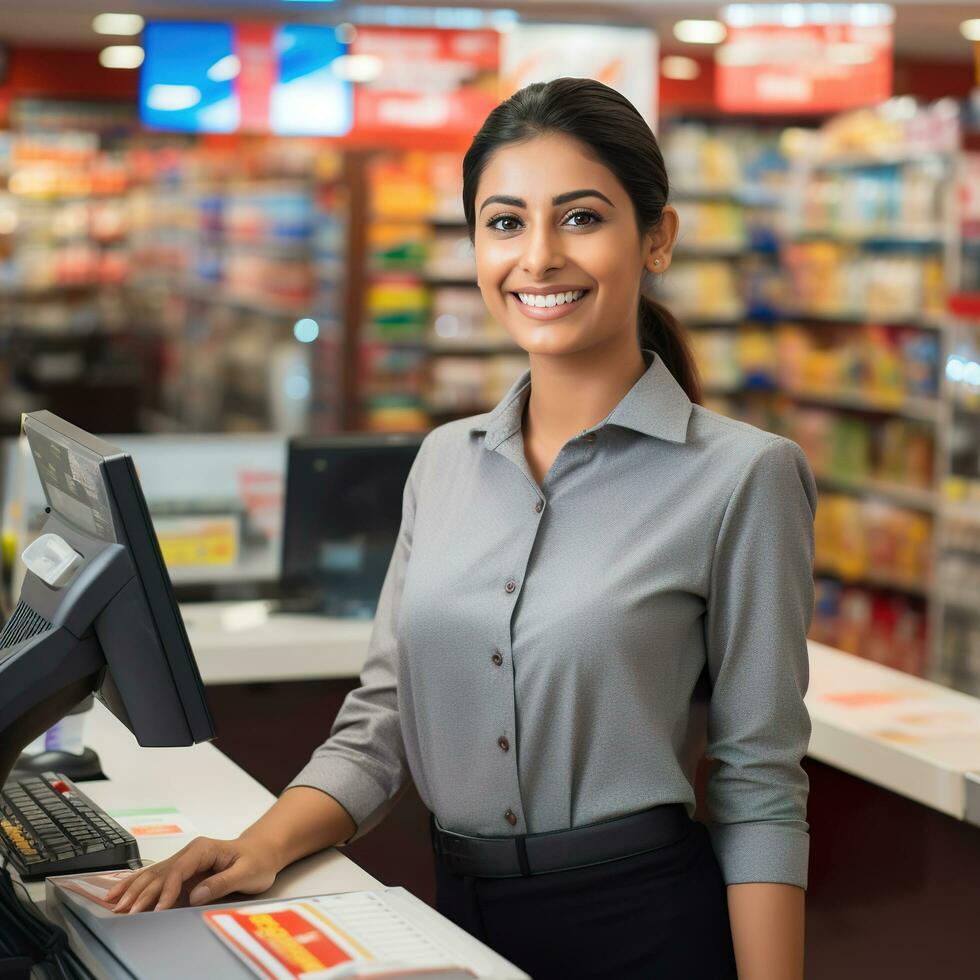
top-left (0, 771), bottom-right (140, 881)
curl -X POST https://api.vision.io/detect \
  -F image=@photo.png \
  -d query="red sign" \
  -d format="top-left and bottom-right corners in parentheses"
top-left (716, 23), bottom-right (892, 113)
top-left (350, 27), bottom-right (499, 142)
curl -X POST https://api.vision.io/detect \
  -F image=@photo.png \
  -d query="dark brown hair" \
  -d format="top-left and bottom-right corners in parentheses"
top-left (462, 76), bottom-right (702, 404)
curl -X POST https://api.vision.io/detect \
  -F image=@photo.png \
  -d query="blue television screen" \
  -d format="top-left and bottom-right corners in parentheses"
top-left (140, 21), bottom-right (352, 136)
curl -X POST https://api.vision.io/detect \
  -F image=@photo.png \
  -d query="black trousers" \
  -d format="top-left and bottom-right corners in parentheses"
top-left (432, 816), bottom-right (738, 979)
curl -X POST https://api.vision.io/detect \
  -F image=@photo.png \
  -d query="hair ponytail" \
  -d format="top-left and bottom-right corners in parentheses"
top-left (638, 295), bottom-right (702, 404)
top-left (462, 77), bottom-right (702, 405)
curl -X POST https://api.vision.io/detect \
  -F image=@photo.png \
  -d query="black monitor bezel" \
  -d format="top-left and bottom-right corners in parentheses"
top-left (22, 411), bottom-right (215, 743)
top-left (280, 431), bottom-right (425, 589)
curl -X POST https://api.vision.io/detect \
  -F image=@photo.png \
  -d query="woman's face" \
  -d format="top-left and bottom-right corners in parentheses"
top-left (473, 131), bottom-right (677, 358)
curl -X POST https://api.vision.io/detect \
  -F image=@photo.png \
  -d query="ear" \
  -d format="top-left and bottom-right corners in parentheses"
top-left (643, 205), bottom-right (680, 276)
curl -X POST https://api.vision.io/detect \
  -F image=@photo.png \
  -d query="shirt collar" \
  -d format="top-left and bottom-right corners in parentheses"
top-left (468, 348), bottom-right (693, 451)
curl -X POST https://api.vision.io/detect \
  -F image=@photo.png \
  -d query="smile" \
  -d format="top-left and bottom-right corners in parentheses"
top-left (516, 289), bottom-right (586, 307)
top-left (509, 289), bottom-right (591, 320)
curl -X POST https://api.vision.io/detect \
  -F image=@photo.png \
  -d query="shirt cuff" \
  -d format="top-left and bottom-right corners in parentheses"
top-left (706, 819), bottom-right (810, 889)
top-left (283, 752), bottom-right (391, 846)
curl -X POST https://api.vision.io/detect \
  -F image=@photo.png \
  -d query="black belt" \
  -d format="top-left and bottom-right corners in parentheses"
top-left (430, 803), bottom-right (691, 878)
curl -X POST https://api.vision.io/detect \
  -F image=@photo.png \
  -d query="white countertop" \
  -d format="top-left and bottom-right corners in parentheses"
top-left (178, 603), bottom-right (980, 825)
top-left (805, 641), bottom-right (980, 820)
top-left (19, 699), bottom-right (381, 907)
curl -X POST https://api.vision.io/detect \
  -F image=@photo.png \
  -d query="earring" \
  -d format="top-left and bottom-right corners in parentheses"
top-left (653, 258), bottom-right (661, 267)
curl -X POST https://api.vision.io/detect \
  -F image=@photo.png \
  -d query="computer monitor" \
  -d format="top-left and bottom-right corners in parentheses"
top-left (0, 411), bottom-right (216, 787)
top-left (281, 433), bottom-right (424, 617)
top-left (1, 432), bottom-right (287, 600)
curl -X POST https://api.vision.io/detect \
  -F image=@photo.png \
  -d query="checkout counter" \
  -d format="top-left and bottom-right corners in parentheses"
top-left (4, 431), bottom-right (979, 978)
top-left (177, 607), bottom-right (980, 979)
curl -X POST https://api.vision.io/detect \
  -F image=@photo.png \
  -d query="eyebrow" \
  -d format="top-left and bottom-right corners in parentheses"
top-left (478, 188), bottom-right (615, 214)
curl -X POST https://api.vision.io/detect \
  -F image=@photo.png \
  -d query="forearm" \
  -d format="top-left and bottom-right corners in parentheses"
top-left (727, 882), bottom-right (805, 980)
top-left (238, 786), bottom-right (357, 873)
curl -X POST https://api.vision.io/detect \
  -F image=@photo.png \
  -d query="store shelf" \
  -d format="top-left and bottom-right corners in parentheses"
top-left (709, 383), bottom-right (941, 421)
top-left (813, 565), bottom-right (932, 599)
top-left (815, 472), bottom-right (938, 512)
top-left (427, 338), bottom-right (522, 354)
top-left (785, 311), bottom-right (949, 329)
top-left (786, 231), bottom-right (946, 249)
top-left (807, 151), bottom-right (954, 170)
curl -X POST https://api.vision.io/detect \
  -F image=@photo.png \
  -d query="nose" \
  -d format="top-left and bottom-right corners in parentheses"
top-left (520, 221), bottom-right (565, 278)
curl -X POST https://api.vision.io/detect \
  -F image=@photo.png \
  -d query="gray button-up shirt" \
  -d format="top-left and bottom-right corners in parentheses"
top-left (285, 348), bottom-right (817, 889)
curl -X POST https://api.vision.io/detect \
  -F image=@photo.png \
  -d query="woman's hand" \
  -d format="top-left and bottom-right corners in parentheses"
top-left (104, 835), bottom-right (280, 914)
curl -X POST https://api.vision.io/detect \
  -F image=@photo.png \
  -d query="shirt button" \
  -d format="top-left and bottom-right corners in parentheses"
top-left (497, 736), bottom-right (509, 752)
top-left (504, 810), bottom-right (517, 826)
top-left (504, 579), bottom-right (516, 594)
top-left (534, 499), bottom-right (543, 513)
top-left (491, 651), bottom-right (503, 666)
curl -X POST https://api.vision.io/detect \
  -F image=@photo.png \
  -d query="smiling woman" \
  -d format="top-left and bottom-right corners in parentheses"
top-left (111, 77), bottom-right (811, 980)
top-left (462, 77), bottom-right (702, 408)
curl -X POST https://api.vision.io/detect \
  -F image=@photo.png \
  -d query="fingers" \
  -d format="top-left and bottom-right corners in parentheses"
top-left (105, 870), bottom-right (141, 904)
top-left (110, 837), bottom-right (220, 913)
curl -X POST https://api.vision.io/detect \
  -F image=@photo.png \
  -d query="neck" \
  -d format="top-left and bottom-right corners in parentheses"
top-left (522, 335), bottom-right (649, 447)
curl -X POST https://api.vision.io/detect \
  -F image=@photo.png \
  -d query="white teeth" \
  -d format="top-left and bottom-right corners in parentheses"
top-left (517, 290), bottom-right (585, 307)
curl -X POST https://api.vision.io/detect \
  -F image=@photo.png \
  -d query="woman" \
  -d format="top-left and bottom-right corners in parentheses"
top-left (107, 78), bottom-right (815, 980)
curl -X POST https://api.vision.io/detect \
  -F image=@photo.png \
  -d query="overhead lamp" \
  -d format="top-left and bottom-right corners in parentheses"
top-left (961, 19), bottom-right (980, 42)
top-left (661, 56), bottom-right (701, 80)
top-left (92, 13), bottom-right (144, 36)
top-left (99, 45), bottom-right (144, 69)
top-left (673, 20), bottom-right (727, 45)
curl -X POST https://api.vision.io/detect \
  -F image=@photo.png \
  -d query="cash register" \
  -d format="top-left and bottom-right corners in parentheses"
top-left (0, 411), bottom-right (217, 971)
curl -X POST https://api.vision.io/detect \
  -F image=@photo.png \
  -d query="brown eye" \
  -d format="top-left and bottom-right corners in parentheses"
top-left (564, 209), bottom-right (602, 227)
top-left (486, 214), bottom-right (520, 232)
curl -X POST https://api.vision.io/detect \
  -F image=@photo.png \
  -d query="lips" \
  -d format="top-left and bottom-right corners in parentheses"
top-left (508, 288), bottom-right (592, 321)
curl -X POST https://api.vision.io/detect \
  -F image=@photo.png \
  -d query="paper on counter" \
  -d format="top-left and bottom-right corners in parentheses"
top-left (107, 806), bottom-right (199, 839)
top-left (204, 892), bottom-right (479, 979)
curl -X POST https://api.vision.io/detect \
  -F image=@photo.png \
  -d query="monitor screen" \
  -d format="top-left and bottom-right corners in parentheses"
top-left (282, 435), bottom-right (423, 617)
top-left (140, 20), bottom-right (353, 135)
top-left (2, 434), bottom-right (286, 593)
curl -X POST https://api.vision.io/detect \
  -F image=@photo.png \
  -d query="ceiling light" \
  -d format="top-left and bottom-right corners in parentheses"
top-left (673, 20), bottom-right (727, 45)
top-left (961, 19), bottom-right (980, 42)
top-left (99, 45), bottom-right (144, 69)
top-left (661, 56), bottom-right (701, 80)
top-left (92, 13), bottom-right (144, 36)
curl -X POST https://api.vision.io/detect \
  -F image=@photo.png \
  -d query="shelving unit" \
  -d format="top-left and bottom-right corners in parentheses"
top-left (128, 140), bottom-right (349, 434)
top-left (358, 149), bottom-right (526, 431)
top-left (660, 106), bottom-right (961, 679)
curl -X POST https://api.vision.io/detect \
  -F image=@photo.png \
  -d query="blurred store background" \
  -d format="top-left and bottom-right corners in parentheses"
top-left (1, 7), bottom-right (979, 721)
top-left (4, 9), bottom-right (980, 974)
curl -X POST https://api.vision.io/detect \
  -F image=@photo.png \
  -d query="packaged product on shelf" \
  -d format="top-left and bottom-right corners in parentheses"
top-left (425, 227), bottom-right (476, 281)
top-left (659, 259), bottom-right (744, 322)
top-left (429, 286), bottom-right (509, 346)
top-left (367, 222), bottom-right (430, 273)
top-left (365, 275), bottom-right (429, 340)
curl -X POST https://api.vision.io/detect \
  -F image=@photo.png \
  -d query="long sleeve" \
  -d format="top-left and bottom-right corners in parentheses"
top-left (702, 436), bottom-right (817, 889)
top-left (282, 432), bottom-right (433, 845)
